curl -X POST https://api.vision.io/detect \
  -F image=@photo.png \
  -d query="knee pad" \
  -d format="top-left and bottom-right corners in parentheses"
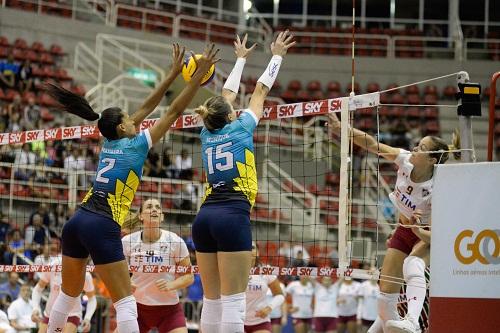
top-left (114, 295), bottom-right (138, 323)
top-left (403, 256), bottom-right (426, 282)
top-left (378, 292), bottom-right (400, 322)
top-left (201, 297), bottom-right (222, 324)
top-left (221, 292), bottom-right (246, 324)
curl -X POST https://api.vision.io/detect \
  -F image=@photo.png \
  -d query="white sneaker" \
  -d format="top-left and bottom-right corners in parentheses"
top-left (385, 317), bottom-right (422, 333)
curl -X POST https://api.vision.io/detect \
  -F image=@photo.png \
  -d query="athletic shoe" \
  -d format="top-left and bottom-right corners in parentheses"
top-left (385, 316), bottom-right (422, 333)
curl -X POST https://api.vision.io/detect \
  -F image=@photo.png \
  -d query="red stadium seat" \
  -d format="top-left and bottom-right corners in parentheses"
top-left (405, 85), bottom-right (419, 95)
top-left (287, 80), bottom-right (302, 91)
top-left (327, 81), bottom-right (341, 92)
top-left (385, 83), bottom-right (399, 94)
top-left (346, 82), bottom-right (361, 94)
top-left (311, 90), bottom-right (325, 100)
top-left (423, 94), bottom-right (438, 105)
top-left (327, 91), bottom-right (341, 99)
top-left (442, 85), bottom-right (457, 99)
top-left (407, 94), bottom-right (420, 105)
top-left (14, 38), bottom-right (28, 49)
top-left (307, 80), bottom-right (322, 91)
top-left (424, 85), bottom-right (438, 96)
top-left (31, 41), bottom-right (46, 53)
top-left (0, 36), bottom-right (9, 46)
top-left (49, 44), bottom-right (65, 56)
top-left (280, 90), bottom-right (297, 102)
top-left (391, 93), bottom-right (405, 104)
top-left (296, 90), bottom-right (311, 102)
top-left (366, 82), bottom-right (380, 93)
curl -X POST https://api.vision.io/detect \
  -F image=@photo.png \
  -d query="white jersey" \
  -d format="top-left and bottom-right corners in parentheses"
top-left (358, 281), bottom-right (379, 321)
top-left (337, 281), bottom-right (360, 317)
top-left (389, 150), bottom-right (433, 224)
top-left (268, 283), bottom-right (285, 319)
top-left (285, 281), bottom-right (314, 319)
top-left (313, 282), bottom-right (339, 318)
top-left (39, 256), bottom-right (94, 318)
top-left (245, 275), bottom-right (277, 325)
top-left (122, 230), bottom-right (189, 306)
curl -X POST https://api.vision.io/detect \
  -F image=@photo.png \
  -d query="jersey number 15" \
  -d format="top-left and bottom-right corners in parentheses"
top-left (205, 142), bottom-right (234, 175)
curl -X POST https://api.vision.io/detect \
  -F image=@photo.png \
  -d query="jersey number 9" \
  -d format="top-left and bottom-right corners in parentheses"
top-left (205, 142), bottom-right (234, 175)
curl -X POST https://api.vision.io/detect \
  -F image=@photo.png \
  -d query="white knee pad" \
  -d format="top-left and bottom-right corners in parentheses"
top-left (403, 256), bottom-right (426, 282)
top-left (201, 297), bottom-right (222, 324)
top-left (114, 295), bottom-right (138, 323)
top-left (378, 292), bottom-right (400, 322)
top-left (221, 292), bottom-right (246, 324)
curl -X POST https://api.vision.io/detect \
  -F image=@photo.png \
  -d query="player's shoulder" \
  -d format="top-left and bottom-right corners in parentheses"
top-left (122, 231), bottom-right (141, 243)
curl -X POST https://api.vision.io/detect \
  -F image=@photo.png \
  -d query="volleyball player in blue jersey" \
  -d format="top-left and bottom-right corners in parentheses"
top-left (192, 31), bottom-right (295, 333)
top-left (44, 44), bottom-right (219, 333)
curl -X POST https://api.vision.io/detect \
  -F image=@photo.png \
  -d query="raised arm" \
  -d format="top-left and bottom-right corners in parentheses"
top-left (249, 30), bottom-right (295, 119)
top-left (130, 43), bottom-right (185, 126)
top-left (222, 34), bottom-right (256, 105)
top-left (327, 112), bottom-right (400, 161)
top-left (149, 44), bottom-right (220, 145)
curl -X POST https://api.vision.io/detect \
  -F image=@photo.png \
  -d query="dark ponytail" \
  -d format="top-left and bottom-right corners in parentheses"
top-left (45, 83), bottom-right (99, 121)
top-left (46, 83), bottom-right (124, 140)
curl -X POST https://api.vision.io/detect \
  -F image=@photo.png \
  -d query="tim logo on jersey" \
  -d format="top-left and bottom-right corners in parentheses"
top-left (393, 187), bottom-right (416, 211)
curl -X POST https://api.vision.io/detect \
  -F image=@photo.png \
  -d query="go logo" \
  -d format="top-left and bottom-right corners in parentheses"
top-left (454, 229), bottom-right (500, 265)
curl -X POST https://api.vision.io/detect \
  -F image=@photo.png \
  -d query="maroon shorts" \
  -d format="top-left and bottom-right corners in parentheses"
top-left (388, 225), bottom-right (421, 255)
top-left (337, 315), bottom-right (357, 324)
top-left (270, 317), bottom-right (281, 325)
top-left (292, 317), bottom-right (312, 326)
top-left (362, 319), bottom-right (375, 327)
top-left (137, 302), bottom-right (186, 333)
top-left (42, 315), bottom-right (81, 326)
top-left (244, 321), bottom-right (272, 333)
top-left (313, 317), bottom-right (337, 332)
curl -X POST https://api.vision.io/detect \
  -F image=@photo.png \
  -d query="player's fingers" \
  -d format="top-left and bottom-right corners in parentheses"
top-left (249, 43), bottom-right (257, 52)
top-left (285, 41), bottom-right (297, 49)
top-left (284, 34), bottom-right (294, 44)
top-left (243, 33), bottom-right (248, 45)
top-left (236, 34), bottom-right (241, 45)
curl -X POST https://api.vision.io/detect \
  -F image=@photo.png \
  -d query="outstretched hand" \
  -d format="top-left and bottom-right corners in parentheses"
top-left (170, 43), bottom-right (186, 76)
top-left (192, 43), bottom-right (220, 75)
top-left (271, 30), bottom-right (296, 56)
top-left (234, 33), bottom-right (257, 59)
top-left (327, 112), bottom-right (341, 131)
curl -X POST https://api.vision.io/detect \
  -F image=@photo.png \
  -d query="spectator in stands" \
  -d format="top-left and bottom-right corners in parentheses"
top-left (24, 214), bottom-right (51, 256)
top-left (290, 250), bottom-right (307, 267)
top-left (0, 52), bottom-right (19, 89)
top-left (174, 148), bottom-right (192, 179)
top-left (0, 273), bottom-right (20, 309)
top-left (7, 284), bottom-right (35, 333)
top-left (22, 97), bottom-right (40, 130)
top-left (64, 147), bottom-right (86, 186)
top-left (174, 183), bottom-right (197, 210)
top-left (16, 60), bottom-right (33, 94)
top-left (29, 203), bottom-right (51, 228)
top-left (0, 214), bottom-right (11, 245)
top-left (4, 230), bottom-right (30, 264)
top-left (7, 107), bottom-right (23, 133)
top-left (291, 243), bottom-right (310, 265)
top-left (0, 308), bottom-right (14, 333)
top-left (162, 148), bottom-right (175, 178)
top-left (13, 143), bottom-right (36, 180)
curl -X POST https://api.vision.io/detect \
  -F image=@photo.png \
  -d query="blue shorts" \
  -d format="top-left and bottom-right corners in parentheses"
top-left (192, 201), bottom-right (252, 253)
top-left (62, 208), bottom-right (125, 265)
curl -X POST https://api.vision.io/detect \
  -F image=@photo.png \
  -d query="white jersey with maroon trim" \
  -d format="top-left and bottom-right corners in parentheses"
top-left (40, 256), bottom-right (94, 318)
top-left (245, 275), bottom-right (277, 325)
top-left (122, 229), bottom-right (189, 306)
top-left (285, 280), bottom-right (314, 319)
top-left (389, 150), bottom-right (433, 224)
top-left (337, 281), bottom-right (361, 317)
top-left (358, 281), bottom-right (379, 321)
top-left (313, 282), bottom-right (339, 318)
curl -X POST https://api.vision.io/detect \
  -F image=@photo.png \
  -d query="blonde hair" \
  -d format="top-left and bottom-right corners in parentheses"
top-left (121, 212), bottom-right (142, 233)
top-left (194, 96), bottom-right (232, 132)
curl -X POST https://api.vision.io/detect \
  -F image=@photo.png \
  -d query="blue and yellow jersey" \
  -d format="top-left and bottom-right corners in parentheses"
top-left (200, 110), bottom-right (259, 208)
top-left (81, 129), bottom-right (152, 226)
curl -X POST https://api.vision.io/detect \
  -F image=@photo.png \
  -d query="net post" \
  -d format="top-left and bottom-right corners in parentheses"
top-left (337, 96), bottom-right (351, 271)
top-left (456, 71), bottom-right (478, 163)
top-left (487, 71), bottom-right (500, 161)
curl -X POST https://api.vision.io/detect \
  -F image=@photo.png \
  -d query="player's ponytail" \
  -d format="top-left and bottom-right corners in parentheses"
top-left (429, 130), bottom-right (461, 164)
top-left (46, 83), bottom-right (124, 140)
top-left (195, 96), bottom-right (232, 132)
top-left (45, 83), bottom-right (99, 121)
top-left (449, 128), bottom-right (461, 160)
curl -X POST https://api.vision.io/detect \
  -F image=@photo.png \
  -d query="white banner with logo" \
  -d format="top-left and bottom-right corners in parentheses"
top-left (430, 162), bottom-right (500, 299)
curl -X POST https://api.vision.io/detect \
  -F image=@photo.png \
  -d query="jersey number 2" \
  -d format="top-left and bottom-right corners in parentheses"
top-left (96, 158), bottom-right (116, 183)
top-left (205, 142), bottom-right (234, 174)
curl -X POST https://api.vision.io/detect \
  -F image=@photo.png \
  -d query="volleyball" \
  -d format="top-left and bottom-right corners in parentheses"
top-left (182, 54), bottom-right (216, 86)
